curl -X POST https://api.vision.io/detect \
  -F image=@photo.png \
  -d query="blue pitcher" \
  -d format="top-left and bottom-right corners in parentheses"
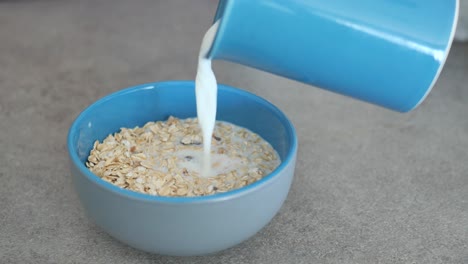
top-left (207, 0), bottom-right (459, 112)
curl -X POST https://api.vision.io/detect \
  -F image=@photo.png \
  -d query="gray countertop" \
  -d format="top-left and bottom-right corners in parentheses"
top-left (1, 1), bottom-right (467, 263)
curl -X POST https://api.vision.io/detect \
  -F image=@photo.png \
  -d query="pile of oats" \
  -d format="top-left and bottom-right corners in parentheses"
top-left (86, 116), bottom-right (280, 197)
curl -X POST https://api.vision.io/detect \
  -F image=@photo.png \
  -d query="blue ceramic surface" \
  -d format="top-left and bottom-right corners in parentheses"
top-left (209, 0), bottom-right (459, 112)
top-left (67, 81), bottom-right (297, 256)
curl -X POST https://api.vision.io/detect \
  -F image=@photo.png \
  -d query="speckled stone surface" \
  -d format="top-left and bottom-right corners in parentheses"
top-left (0, 1), bottom-right (467, 263)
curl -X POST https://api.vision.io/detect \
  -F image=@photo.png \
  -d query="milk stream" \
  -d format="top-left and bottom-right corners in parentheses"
top-left (195, 21), bottom-right (220, 177)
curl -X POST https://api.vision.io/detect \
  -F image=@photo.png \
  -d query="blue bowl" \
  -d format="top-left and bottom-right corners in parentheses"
top-left (67, 81), bottom-right (297, 256)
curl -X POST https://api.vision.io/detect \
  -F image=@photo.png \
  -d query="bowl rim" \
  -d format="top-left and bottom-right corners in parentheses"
top-left (67, 80), bottom-right (297, 204)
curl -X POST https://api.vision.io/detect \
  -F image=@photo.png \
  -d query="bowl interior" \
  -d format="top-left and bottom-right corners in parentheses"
top-left (68, 81), bottom-right (296, 198)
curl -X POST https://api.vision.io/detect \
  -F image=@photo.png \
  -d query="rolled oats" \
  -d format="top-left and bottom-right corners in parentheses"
top-left (86, 116), bottom-right (280, 197)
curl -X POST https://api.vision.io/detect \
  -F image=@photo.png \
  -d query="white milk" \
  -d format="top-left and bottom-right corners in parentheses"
top-left (174, 148), bottom-right (243, 178)
top-left (195, 21), bottom-right (220, 177)
top-left (171, 121), bottom-right (279, 179)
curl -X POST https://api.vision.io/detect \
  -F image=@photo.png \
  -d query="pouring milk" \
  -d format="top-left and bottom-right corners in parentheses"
top-left (195, 21), bottom-right (220, 177)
